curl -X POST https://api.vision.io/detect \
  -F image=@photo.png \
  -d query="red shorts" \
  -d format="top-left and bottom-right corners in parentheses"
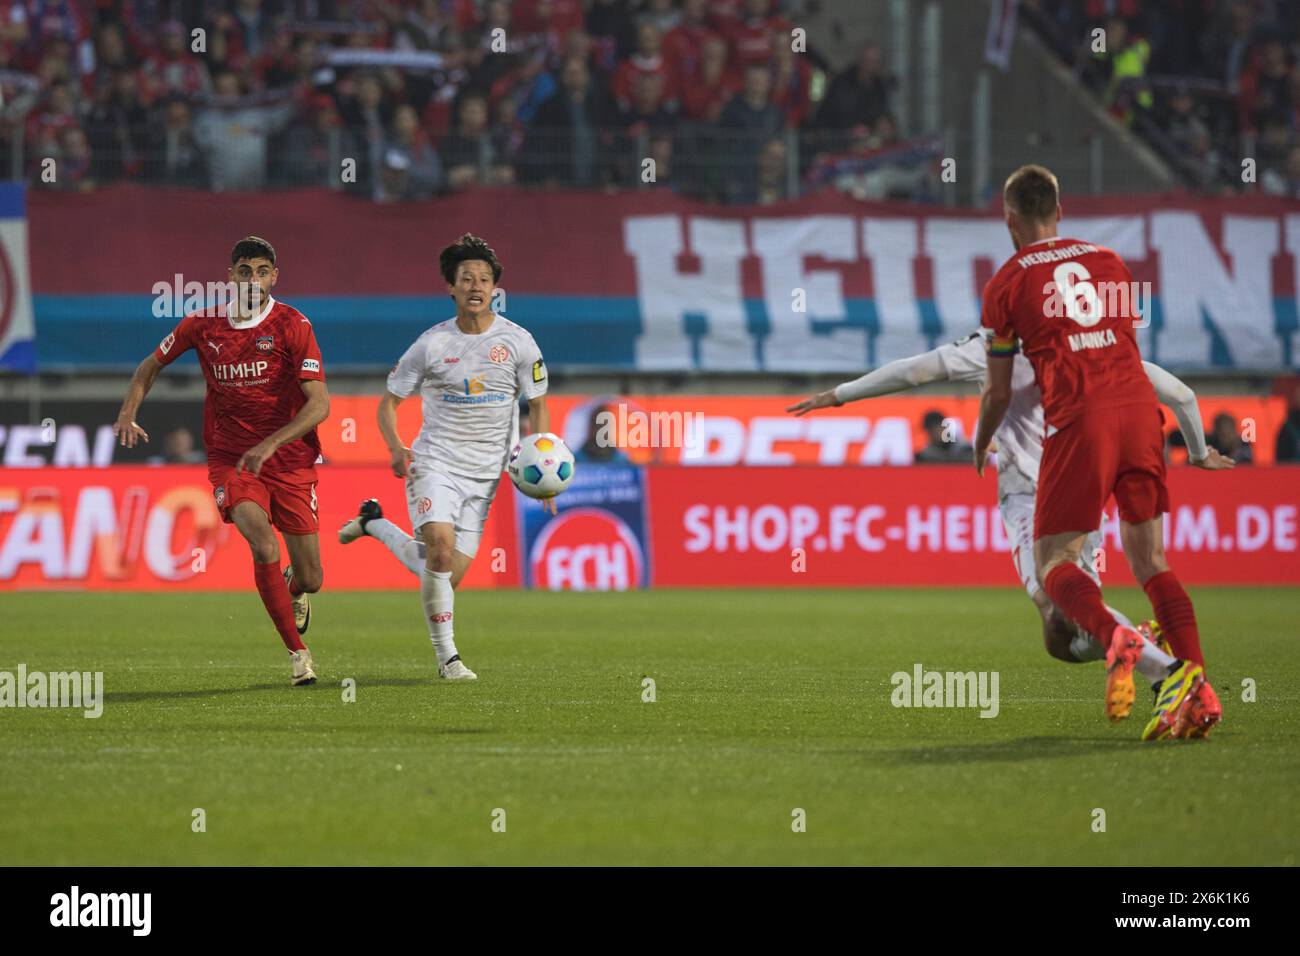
top-left (208, 463), bottom-right (319, 536)
top-left (1034, 403), bottom-right (1169, 539)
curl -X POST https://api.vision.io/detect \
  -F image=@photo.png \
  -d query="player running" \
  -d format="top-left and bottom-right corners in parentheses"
top-left (787, 330), bottom-right (1232, 710)
top-left (975, 164), bottom-right (1222, 740)
top-left (113, 236), bottom-right (330, 687)
top-left (338, 234), bottom-right (553, 681)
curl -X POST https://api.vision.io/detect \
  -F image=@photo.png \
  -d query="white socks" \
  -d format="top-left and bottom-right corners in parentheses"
top-left (1068, 632), bottom-right (1106, 663)
top-left (368, 518), bottom-right (425, 576)
top-left (1070, 605), bottom-right (1177, 683)
top-left (421, 568), bottom-right (458, 665)
top-left (366, 521), bottom-right (461, 668)
top-left (1136, 638), bottom-right (1178, 683)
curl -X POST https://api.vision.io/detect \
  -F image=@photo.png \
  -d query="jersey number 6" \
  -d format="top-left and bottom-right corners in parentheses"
top-left (1052, 262), bottom-right (1102, 328)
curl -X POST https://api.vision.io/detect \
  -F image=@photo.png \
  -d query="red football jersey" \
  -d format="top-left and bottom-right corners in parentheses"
top-left (154, 298), bottom-right (326, 471)
top-left (981, 236), bottom-right (1156, 428)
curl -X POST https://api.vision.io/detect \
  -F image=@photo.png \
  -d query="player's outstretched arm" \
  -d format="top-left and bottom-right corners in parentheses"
top-left (113, 353), bottom-right (164, 447)
top-left (528, 395), bottom-right (558, 515)
top-left (973, 355), bottom-right (1013, 476)
top-left (1141, 361), bottom-right (1233, 470)
top-left (377, 390), bottom-right (414, 478)
top-left (786, 349), bottom-right (949, 416)
top-left (237, 380), bottom-right (331, 475)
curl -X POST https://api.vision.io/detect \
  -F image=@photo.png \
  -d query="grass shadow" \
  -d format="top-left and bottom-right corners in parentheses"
top-left (878, 735), bottom-right (1138, 765)
top-left (104, 677), bottom-right (441, 704)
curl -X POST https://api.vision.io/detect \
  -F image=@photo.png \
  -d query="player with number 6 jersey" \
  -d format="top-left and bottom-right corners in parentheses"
top-left (113, 236), bottom-right (331, 687)
top-left (975, 165), bottom-right (1224, 741)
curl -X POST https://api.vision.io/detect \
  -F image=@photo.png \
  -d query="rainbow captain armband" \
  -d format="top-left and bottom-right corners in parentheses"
top-left (988, 334), bottom-right (1019, 357)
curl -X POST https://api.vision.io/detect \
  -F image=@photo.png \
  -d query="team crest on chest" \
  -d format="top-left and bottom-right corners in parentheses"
top-left (489, 344), bottom-right (510, 363)
top-left (256, 335), bottom-right (274, 353)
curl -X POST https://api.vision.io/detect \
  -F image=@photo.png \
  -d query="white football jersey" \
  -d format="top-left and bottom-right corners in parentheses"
top-left (387, 315), bottom-right (548, 479)
top-left (935, 329), bottom-right (1043, 488)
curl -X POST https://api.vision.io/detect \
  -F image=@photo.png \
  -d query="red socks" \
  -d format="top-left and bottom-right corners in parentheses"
top-left (1143, 570), bottom-right (1204, 669)
top-left (253, 560), bottom-right (304, 653)
top-left (1043, 563), bottom-right (1120, 650)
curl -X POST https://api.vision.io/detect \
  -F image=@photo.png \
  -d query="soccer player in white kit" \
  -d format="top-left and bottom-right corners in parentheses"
top-left (787, 329), bottom-right (1234, 687)
top-left (338, 234), bottom-right (554, 681)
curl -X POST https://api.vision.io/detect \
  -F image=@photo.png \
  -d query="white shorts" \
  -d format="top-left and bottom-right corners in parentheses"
top-left (405, 463), bottom-right (500, 559)
top-left (1000, 491), bottom-right (1102, 598)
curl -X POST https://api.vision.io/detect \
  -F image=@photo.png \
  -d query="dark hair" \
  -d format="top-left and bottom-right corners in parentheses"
top-left (1003, 164), bottom-right (1059, 222)
top-left (923, 410), bottom-right (945, 430)
top-left (439, 233), bottom-right (503, 284)
top-left (231, 236), bottom-right (276, 265)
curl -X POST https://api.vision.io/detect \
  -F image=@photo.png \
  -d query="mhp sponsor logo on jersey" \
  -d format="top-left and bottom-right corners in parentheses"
top-left (49, 886), bottom-right (150, 936)
top-left (517, 463), bottom-right (651, 590)
top-left (212, 360), bottom-right (269, 381)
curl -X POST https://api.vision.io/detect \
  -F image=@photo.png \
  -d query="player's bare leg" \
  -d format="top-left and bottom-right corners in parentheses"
top-left (1122, 516), bottom-right (1220, 738)
top-left (231, 501), bottom-right (315, 685)
top-left (282, 532), bottom-right (323, 637)
top-left (1036, 531), bottom-right (1142, 721)
top-left (449, 550), bottom-right (473, 589)
top-left (419, 521), bottom-right (476, 681)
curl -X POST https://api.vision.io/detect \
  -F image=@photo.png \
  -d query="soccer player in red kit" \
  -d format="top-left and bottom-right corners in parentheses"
top-left (112, 236), bottom-right (331, 686)
top-left (973, 165), bottom-right (1223, 740)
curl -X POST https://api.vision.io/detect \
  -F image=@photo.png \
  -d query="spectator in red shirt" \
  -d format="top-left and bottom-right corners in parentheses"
top-left (768, 28), bottom-right (812, 128)
top-left (84, 21), bottom-right (137, 101)
top-left (680, 33), bottom-right (733, 122)
top-left (24, 80), bottom-right (78, 148)
top-left (725, 0), bottom-right (790, 69)
top-left (612, 21), bottom-right (676, 111)
top-left (141, 20), bottom-right (211, 102)
top-left (663, 0), bottom-right (717, 88)
top-left (514, 0), bottom-right (586, 39)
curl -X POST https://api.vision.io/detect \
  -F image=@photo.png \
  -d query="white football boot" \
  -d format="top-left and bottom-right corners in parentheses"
top-left (283, 566), bottom-right (311, 635)
top-left (438, 657), bottom-right (477, 681)
top-left (339, 498), bottom-right (383, 544)
top-left (290, 648), bottom-right (317, 686)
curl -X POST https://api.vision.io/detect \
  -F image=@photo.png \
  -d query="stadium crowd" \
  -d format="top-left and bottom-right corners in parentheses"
top-left (0, 0), bottom-right (931, 202)
top-left (1023, 0), bottom-right (1300, 195)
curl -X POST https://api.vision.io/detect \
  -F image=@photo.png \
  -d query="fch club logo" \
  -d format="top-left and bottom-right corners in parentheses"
top-left (529, 508), bottom-right (645, 591)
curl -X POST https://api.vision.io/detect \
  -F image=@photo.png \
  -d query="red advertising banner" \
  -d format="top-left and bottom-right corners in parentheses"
top-left (320, 394), bottom-right (1289, 466)
top-left (646, 466), bottom-right (1300, 587)
top-left (0, 466), bottom-right (520, 591)
top-left (2, 464), bottom-right (1295, 591)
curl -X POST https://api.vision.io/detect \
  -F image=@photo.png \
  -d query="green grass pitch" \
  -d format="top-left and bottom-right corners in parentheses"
top-left (1, 587), bottom-right (1296, 866)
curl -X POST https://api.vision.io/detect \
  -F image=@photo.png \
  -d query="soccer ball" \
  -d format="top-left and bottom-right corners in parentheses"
top-left (508, 433), bottom-right (575, 499)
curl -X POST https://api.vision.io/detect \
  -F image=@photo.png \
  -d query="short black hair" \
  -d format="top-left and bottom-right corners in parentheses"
top-left (439, 233), bottom-right (502, 284)
top-left (923, 410), bottom-right (945, 430)
top-left (231, 236), bottom-right (276, 265)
